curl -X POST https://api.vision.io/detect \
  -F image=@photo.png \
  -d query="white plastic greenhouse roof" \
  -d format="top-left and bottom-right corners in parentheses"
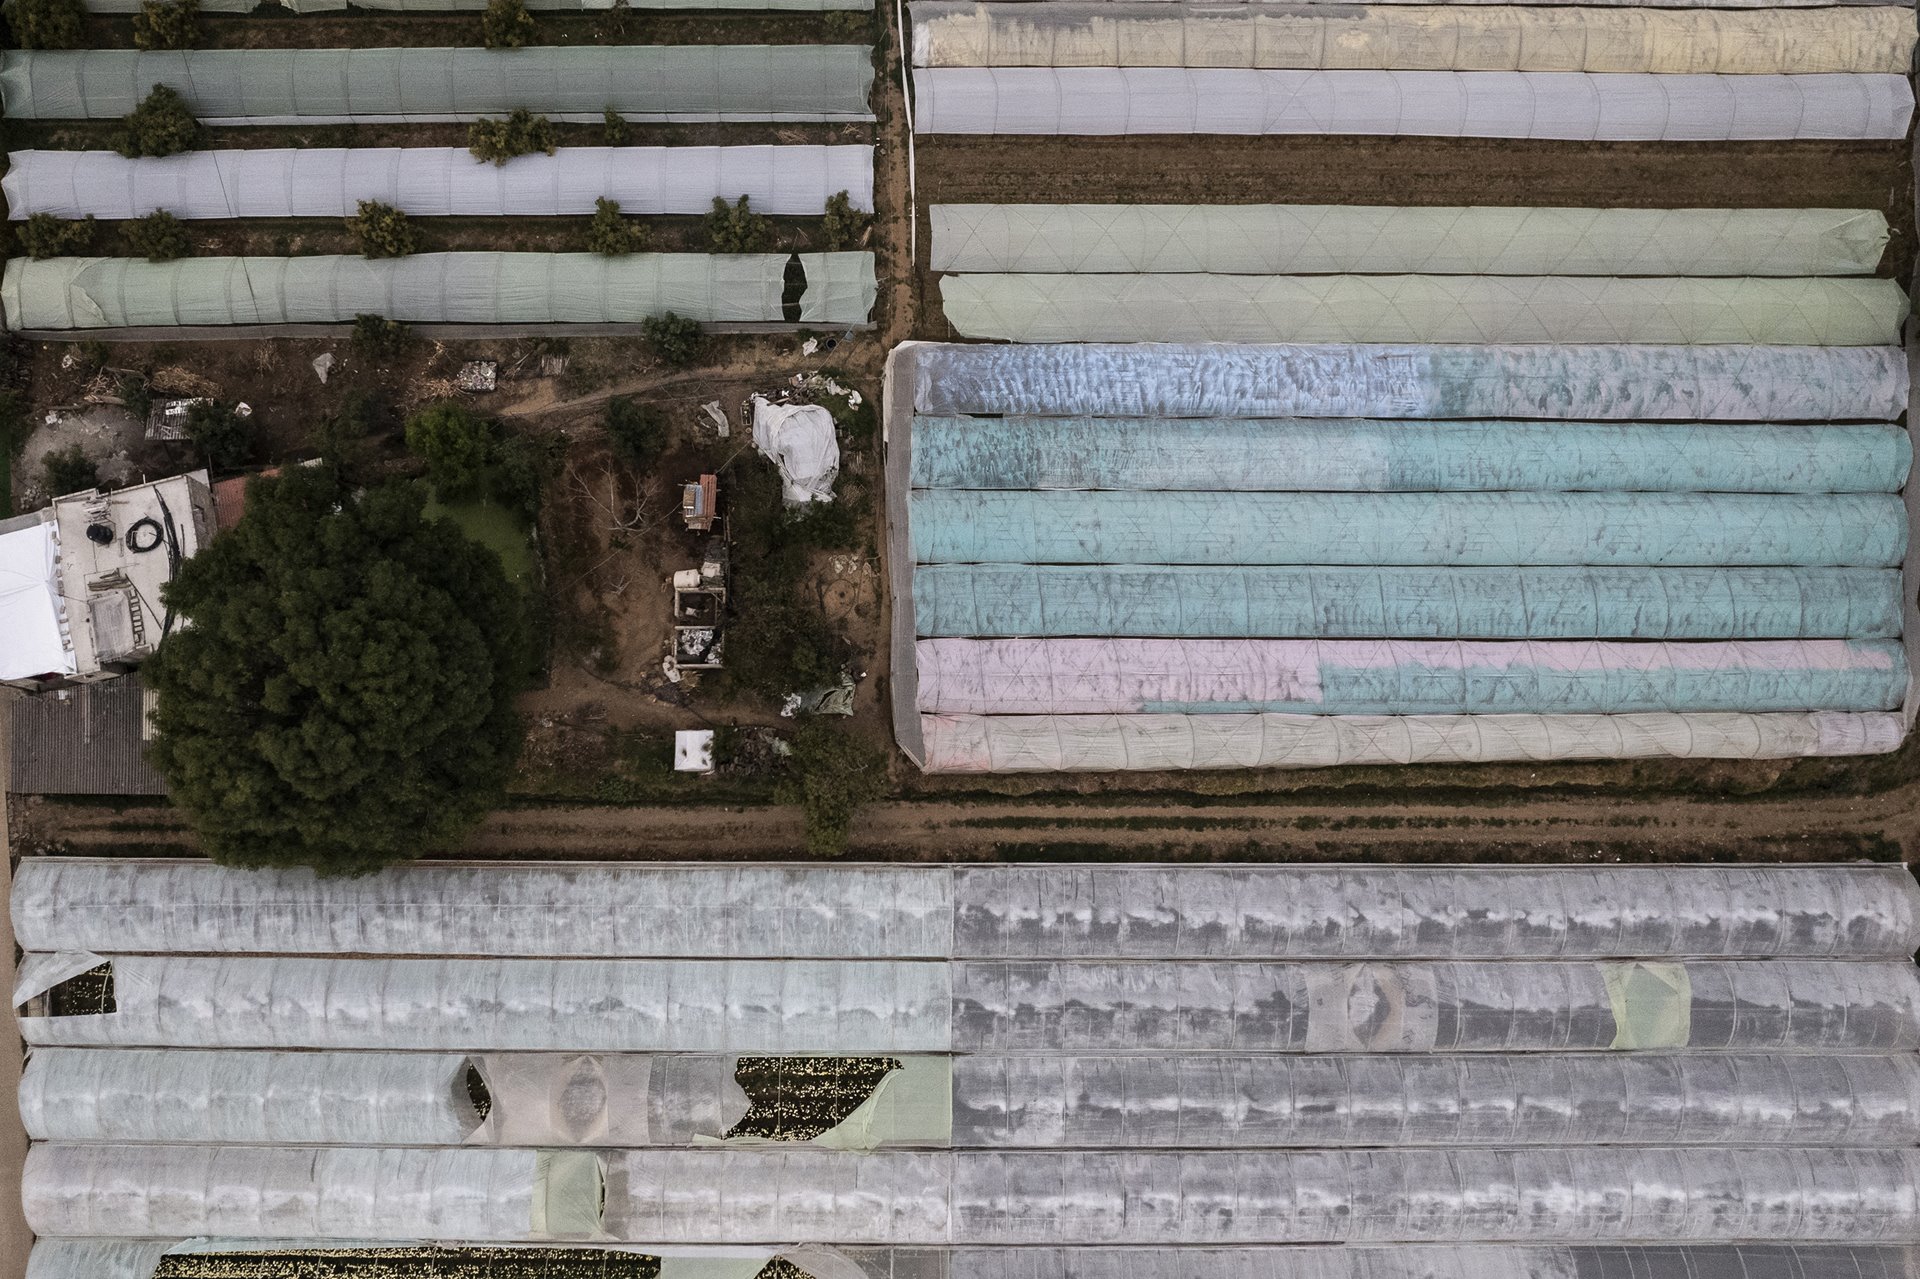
top-left (3, 146), bottom-right (876, 221)
top-left (75, 0), bottom-right (871, 10)
top-left (927, 206), bottom-right (1892, 276)
top-left (934, 274), bottom-right (1908, 345)
top-left (909, 69), bottom-right (1914, 138)
top-left (907, 3), bottom-right (1919, 73)
top-left (21, 860), bottom-right (1920, 958)
top-left (0, 253), bottom-right (877, 330)
top-left (0, 47), bottom-right (877, 123)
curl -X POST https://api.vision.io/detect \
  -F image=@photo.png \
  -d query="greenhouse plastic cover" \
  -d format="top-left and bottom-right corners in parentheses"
top-left (908, 3), bottom-right (1917, 73)
top-left (0, 521), bottom-right (72, 682)
top-left (911, 565), bottom-right (1906, 640)
top-left (26, 1045), bottom-right (1920, 1149)
top-left (2, 146), bottom-right (876, 221)
top-left (908, 492), bottom-right (1908, 567)
top-left (0, 47), bottom-right (877, 123)
top-left (913, 638), bottom-right (1908, 715)
top-left (910, 69), bottom-right (1914, 138)
top-left (22, 859), bottom-right (1920, 959)
top-left (909, 420), bottom-right (1913, 493)
top-left (928, 205), bottom-right (1892, 277)
top-left (13, 956), bottom-right (953, 1051)
top-left (25, 1144), bottom-right (1920, 1242)
top-left (935, 274), bottom-right (1909, 345)
top-left (900, 343), bottom-right (1910, 422)
top-left (917, 711), bottom-right (1908, 769)
top-left (72, 0), bottom-right (871, 11)
top-left (1, 253), bottom-right (876, 329)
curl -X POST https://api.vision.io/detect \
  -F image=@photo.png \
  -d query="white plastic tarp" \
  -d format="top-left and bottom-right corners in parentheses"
top-left (934, 275), bottom-right (1908, 345)
top-left (0, 521), bottom-right (72, 681)
top-left (910, 69), bottom-right (1915, 139)
top-left (3, 147), bottom-right (876, 221)
top-left (917, 710), bottom-right (1908, 770)
top-left (753, 398), bottom-right (842, 503)
top-left (927, 206), bottom-right (1892, 276)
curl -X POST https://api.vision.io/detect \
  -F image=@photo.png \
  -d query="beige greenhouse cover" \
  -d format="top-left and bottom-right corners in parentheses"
top-left (909, 3), bottom-right (1917, 73)
top-left (928, 206), bottom-right (1890, 276)
top-left (937, 275), bottom-right (1907, 345)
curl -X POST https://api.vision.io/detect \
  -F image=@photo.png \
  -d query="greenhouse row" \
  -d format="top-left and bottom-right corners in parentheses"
top-left (0, 47), bottom-right (878, 122)
top-left (926, 205), bottom-right (1892, 277)
top-left (22, 860), bottom-right (1919, 959)
top-left (908, 3), bottom-right (1918, 73)
top-left (17, 954), bottom-right (1920, 1051)
top-left (24, 1144), bottom-right (1920, 1242)
top-left (74, 0), bottom-right (871, 10)
top-left (23, 1245), bottom-right (1920, 1279)
top-left (21, 1045), bottom-right (1920, 1148)
top-left (933, 274), bottom-right (1909, 344)
top-left (909, 69), bottom-right (1913, 138)
top-left (2, 146), bottom-right (877, 221)
top-left (0, 253), bottom-right (878, 330)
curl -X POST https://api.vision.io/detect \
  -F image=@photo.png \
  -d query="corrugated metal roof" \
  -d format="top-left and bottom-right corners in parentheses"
top-left (8, 675), bottom-right (166, 795)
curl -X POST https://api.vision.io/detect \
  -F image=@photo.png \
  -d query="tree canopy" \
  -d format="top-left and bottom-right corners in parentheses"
top-left (143, 466), bottom-right (533, 874)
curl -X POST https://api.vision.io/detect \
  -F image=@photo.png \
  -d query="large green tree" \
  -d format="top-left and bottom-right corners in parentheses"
top-left (144, 466), bottom-right (532, 873)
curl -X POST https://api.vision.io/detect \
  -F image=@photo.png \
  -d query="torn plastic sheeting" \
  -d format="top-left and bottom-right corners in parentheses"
top-left (1605, 962), bottom-right (1693, 1049)
top-left (909, 69), bottom-right (1915, 139)
top-left (533, 1150), bottom-right (608, 1239)
top-left (12, 950), bottom-right (107, 1006)
top-left (916, 711), bottom-right (1907, 771)
top-left (814, 1055), bottom-right (955, 1150)
top-left (800, 251), bottom-right (880, 324)
top-left (754, 397), bottom-right (842, 503)
top-left (898, 342), bottom-right (1911, 422)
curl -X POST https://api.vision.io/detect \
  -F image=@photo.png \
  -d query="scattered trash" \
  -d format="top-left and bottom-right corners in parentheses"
top-left (699, 400), bottom-right (730, 438)
top-left (780, 676), bottom-right (857, 717)
top-left (662, 656), bottom-right (682, 683)
top-left (789, 371), bottom-right (862, 409)
top-left (674, 729), bottom-right (716, 773)
top-left (539, 354), bottom-right (569, 378)
top-left (751, 396), bottom-right (839, 504)
top-left (455, 361), bottom-right (499, 393)
top-left (311, 353), bottom-right (334, 384)
top-left (147, 397), bottom-right (209, 441)
top-left (234, 402), bottom-right (253, 418)
top-left (801, 337), bottom-right (820, 356)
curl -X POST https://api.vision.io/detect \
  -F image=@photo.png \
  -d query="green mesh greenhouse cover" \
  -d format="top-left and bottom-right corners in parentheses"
top-left (0, 253), bottom-right (876, 329)
top-left (927, 206), bottom-right (1891, 276)
top-left (0, 47), bottom-right (876, 122)
top-left (936, 275), bottom-right (1908, 345)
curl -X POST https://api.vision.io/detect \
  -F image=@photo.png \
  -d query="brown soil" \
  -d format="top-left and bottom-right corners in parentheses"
top-left (82, 10), bottom-right (867, 48)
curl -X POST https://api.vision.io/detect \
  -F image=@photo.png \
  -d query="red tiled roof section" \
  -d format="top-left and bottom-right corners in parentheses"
top-left (211, 468), bottom-right (281, 535)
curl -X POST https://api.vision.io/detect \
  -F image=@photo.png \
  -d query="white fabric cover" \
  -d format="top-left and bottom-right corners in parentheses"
top-left (753, 398), bottom-right (842, 503)
top-left (908, 3), bottom-right (1918, 73)
top-left (0, 253), bottom-right (876, 329)
top-left (928, 205), bottom-right (1891, 276)
top-left (918, 711), bottom-right (1907, 770)
top-left (11, 862), bottom-right (953, 956)
top-left (13, 955), bottom-right (953, 1051)
top-left (3, 147), bottom-right (875, 221)
top-left (935, 274), bottom-right (1907, 345)
top-left (0, 521), bottom-right (72, 681)
top-left (910, 69), bottom-right (1914, 139)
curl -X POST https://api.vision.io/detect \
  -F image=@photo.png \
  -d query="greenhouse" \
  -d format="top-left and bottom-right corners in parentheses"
top-left (927, 205), bottom-right (1892, 276)
top-left (70, 0), bottom-right (871, 10)
top-left (909, 69), bottom-right (1914, 138)
top-left (933, 274), bottom-right (1908, 344)
top-left (0, 253), bottom-right (877, 330)
top-left (2, 146), bottom-right (876, 221)
top-left (24, 1046), bottom-right (1920, 1149)
top-left (18, 859), bottom-right (1920, 959)
top-left (908, 3), bottom-right (1918, 73)
top-left (0, 47), bottom-right (878, 122)
top-left (900, 343), bottom-right (1909, 422)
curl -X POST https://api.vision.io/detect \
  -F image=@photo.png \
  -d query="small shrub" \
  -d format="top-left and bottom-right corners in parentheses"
top-left (131, 0), bottom-right (198, 50)
top-left (116, 372), bottom-right (153, 421)
top-left (587, 197), bottom-right (649, 256)
top-left (480, 0), bottom-right (536, 47)
top-left (405, 402), bottom-right (497, 500)
top-left (822, 9), bottom-right (868, 38)
top-left (467, 108), bottom-right (556, 166)
top-left (317, 390), bottom-right (388, 481)
top-left (706, 194), bottom-right (770, 253)
top-left (351, 314), bottom-right (412, 361)
top-left (185, 400), bottom-right (251, 469)
top-left (776, 719), bottom-right (887, 855)
top-left (602, 107), bottom-right (628, 147)
top-left (345, 200), bottom-right (415, 259)
top-left (116, 85), bottom-right (201, 159)
top-left (41, 444), bottom-right (99, 498)
top-left (122, 209), bottom-right (190, 261)
top-left (17, 213), bottom-right (95, 260)
top-left (8, 0), bottom-right (84, 47)
top-left (640, 311), bottom-right (702, 368)
top-left (604, 396), bottom-right (665, 468)
top-left (820, 190), bottom-right (870, 251)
